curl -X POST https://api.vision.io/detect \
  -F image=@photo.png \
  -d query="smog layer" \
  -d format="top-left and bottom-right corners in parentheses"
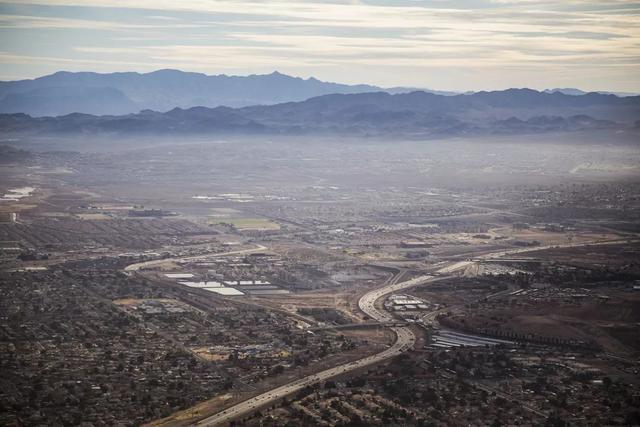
top-left (1, 124), bottom-right (639, 426)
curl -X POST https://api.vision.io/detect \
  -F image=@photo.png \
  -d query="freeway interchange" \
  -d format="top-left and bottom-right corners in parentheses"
top-left (143, 238), bottom-right (634, 426)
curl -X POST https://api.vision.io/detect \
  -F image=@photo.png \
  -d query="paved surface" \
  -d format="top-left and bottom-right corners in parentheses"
top-left (195, 327), bottom-right (413, 426)
top-left (124, 245), bottom-right (267, 272)
top-left (183, 238), bottom-right (635, 426)
top-left (433, 238), bottom-right (635, 276)
top-left (195, 273), bottom-right (429, 426)
top-left (309, 321), bottom-right (403, 331)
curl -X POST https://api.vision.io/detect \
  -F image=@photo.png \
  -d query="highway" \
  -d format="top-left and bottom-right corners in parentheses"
top-left (180, 237), bottom-right (635, 426)
top-left (194, 332), bottom-right (411, 426)
top-left (195, 273), bottom-right (429, 426)
top-left (432, 237), bottom-right (638, 276)
top-left (123, 244), bottom-right (267, 272)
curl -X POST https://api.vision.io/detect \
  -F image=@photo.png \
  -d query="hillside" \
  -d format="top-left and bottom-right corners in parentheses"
top-left (1, 89), bottom-right (638, 139)
top-left (0, 70), bottom-right (388, 116)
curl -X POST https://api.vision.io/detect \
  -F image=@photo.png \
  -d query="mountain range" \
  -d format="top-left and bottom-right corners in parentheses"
top-left (2, 88), bottom-right (638, 139)
top-left (0, 69), bottom-right (452, 117)
top-left (2, 69), bottom-right (632, 118)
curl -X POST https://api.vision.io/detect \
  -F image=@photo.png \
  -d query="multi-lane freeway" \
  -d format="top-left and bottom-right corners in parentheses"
top-left (433, 238), bottom-right (638, 276)
top-left (171, 237), bottom-right (635, 426)
top-left (194, 273), bottom-right (430, 426)
top-left (195, 327), bottom-right (412, 426)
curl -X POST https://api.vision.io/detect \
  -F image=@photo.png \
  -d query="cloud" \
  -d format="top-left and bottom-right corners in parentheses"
top-left (0, 0), bottom-right (638, 91)
top-left (0, 13), bottom-right (204, 29)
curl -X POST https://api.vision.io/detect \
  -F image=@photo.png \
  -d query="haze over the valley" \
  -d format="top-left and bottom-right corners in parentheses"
top-left (1, 2), bottom-right (640, 427)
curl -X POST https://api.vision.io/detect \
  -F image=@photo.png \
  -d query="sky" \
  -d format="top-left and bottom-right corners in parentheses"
top-left (0, 0), bottom-right (639, 92)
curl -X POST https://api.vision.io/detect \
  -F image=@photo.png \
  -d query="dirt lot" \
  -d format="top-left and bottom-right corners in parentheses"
top-left (459, 297), bottom-right (640, 355)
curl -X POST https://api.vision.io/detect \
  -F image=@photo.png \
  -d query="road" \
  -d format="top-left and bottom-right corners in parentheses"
top-left (180, 237), bottom-right (636, 425)
top-left (123, 244), bottom-right (267, 272)
top-left (195, 327), bottom-right (413, 426)
top-left (195, 272), bottom-right (429, 426)
top-left (432, 237), bottom-right (637, 275)
top-left (421, 238), bottom-right (636, 324)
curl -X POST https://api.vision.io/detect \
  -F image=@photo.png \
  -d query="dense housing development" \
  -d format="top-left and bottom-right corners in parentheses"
top-left (1, 130), bottom-right (639, 426)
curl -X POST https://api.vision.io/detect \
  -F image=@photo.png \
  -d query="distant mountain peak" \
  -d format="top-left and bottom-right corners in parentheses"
top-left (147, 68), bottom-right (197, 75)
top-left (544, 87), bottom-right (637, 97)
top-left (0, 69), bottom-right (401, 115)
top-left (1, 69), bottom-right (636, 118)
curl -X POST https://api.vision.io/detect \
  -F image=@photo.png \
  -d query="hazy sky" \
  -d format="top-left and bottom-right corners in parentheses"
top-left (1, 0), bottom-right (639, 91)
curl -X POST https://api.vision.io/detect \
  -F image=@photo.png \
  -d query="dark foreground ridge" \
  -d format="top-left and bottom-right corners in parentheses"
top-left (1, 88), bottom-right (639, 138)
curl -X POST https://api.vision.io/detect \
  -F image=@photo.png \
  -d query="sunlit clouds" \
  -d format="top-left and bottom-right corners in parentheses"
top-left (0, 0), bottom-right (638, 91)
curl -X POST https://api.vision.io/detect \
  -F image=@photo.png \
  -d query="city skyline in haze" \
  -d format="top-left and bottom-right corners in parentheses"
top-left (0, 0), bottom-right (639, 92)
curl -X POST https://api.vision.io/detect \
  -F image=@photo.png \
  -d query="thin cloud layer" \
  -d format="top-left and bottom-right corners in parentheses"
top-left (0, 0), bottom-right (638, 91)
